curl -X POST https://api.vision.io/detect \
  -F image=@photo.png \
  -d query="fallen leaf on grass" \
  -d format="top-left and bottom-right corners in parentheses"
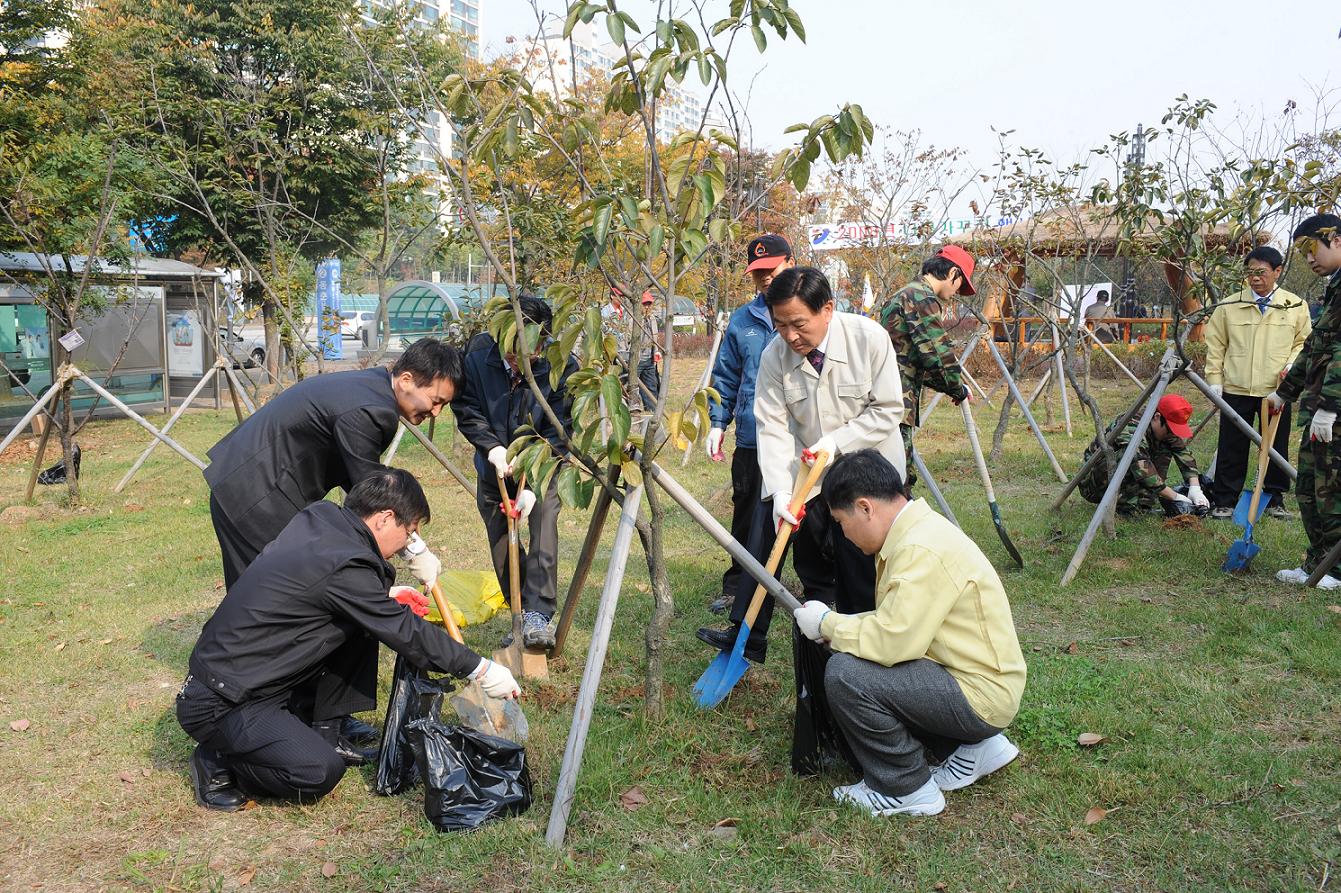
top-left (99, 638), bottom-right (112, 645)
top-left (619, 786), bottom-right (648, 811)
top-left (1010, 812), bottom-right (1028, 827)
top-left (1077, 732), bottom-right (1107, 747)
top-left (9, 719), bottom-right (30, 732)
top-left (708, 823), bottom-right (738, 842)
top-left (1083, 806), bottom-right (1109, 825)
top-left (1065, 641), bottom-right (1079, 655)
top-left (321, 862), bottom-right (338, 878)
top-left (207, 856), bottom-right (225, 871)
top-left (1327, 605), bottom-right (1341, 614)
top-left (633, 582), bottom-right (649, 593)
top-left (118, 771), bottom-right (135, 785)
top-left (54, 642), bottom-right (66, 652)
top-left (238, 867), bottom-right (256, 886)
top-left (141, 768), bottom-right (151, 778)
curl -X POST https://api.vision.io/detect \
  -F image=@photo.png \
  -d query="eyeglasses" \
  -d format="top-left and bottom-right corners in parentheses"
top-left (1244, 268), bottom-right (1272, 279)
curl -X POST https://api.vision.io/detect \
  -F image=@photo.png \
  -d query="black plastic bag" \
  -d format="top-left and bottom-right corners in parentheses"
top-left (37, 444), bottom-right (80, 485)
top-left (790, 626), bottom-right (860, 777)
top-left (374, 655), bottom-right (443, 796)
top-left (406, 717), bottom-right (532, 832)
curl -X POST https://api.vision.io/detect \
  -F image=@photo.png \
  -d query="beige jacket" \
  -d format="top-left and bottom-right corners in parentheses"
top-left (1204, 287), bottom-right (1311, 397)
top-left (754, 311), bottom-right (906, 502)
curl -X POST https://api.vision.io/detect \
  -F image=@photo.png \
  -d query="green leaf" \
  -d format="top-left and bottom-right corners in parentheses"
top-left (592, 201), bottom-right (614, 247)
top-left (782, 6), bottom-right (806, 41)
top-left (575, 475), bottom-right (596, 509)
top-left (620, 460), bottom-right (644, 488)
top-left (751, 24), bottom-right (766, 53)
top-left (607, 11), bottom-right (625, 45)
top-left (557, 464), bottom-right (580, 507)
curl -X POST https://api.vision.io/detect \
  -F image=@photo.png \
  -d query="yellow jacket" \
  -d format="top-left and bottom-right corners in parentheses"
top-left (819, 498), bottom-right (1026, 727)
top-left (1203, 288), bottom-right (1311, 397)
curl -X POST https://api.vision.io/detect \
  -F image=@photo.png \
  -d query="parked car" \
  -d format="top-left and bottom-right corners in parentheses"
top-left (339, 310), bottom-right (375, 340)
top-left (218, 327), bottom-right (266, 368)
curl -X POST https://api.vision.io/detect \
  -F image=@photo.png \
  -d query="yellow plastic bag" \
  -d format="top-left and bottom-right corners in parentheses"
top-left (424, 570), bottom-right (506, 628)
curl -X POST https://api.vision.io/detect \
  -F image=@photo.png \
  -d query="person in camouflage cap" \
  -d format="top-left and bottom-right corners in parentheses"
top-left (1266, 213), bottom-right (1341, 590)
top-left (880, 245), bottom-right (976, 484)
top-left (1078, 394), bottom-right (1203, 516)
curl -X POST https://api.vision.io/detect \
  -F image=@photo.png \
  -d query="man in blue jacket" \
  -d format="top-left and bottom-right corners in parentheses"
top-left (696, 234), bottom-right (790, 651)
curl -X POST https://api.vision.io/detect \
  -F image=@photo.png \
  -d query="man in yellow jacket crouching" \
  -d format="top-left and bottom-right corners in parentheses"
top-left (792, 450), bottom-right (1027, 817)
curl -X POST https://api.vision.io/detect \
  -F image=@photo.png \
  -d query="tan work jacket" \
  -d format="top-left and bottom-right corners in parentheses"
top-left (754, 311), bottom-right (906, 502)
top-left (1203, 287), bottom-right (1311, 397)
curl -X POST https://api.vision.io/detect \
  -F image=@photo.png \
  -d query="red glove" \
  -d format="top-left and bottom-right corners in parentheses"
top-left (391, 587), bottom-right (430, 617)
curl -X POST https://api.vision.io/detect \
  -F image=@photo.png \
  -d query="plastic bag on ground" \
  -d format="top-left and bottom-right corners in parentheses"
top-left (424, 570), bottom-right (506, 627)
top-left (406, 717), bottom-right (532, 832)
top-left (374, 655), bottom-right (444, 796)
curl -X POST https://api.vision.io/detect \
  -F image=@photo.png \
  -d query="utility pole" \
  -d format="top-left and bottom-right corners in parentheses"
top-left (1120, 124), bottom-right (1147, 315)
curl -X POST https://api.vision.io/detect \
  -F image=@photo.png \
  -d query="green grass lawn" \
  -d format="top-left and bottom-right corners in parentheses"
top-left (1, 368), bottom-right (1338, 892)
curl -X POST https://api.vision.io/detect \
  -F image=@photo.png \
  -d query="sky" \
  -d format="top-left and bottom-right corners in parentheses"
top-left (482, 0), bottom-right (1339, 178)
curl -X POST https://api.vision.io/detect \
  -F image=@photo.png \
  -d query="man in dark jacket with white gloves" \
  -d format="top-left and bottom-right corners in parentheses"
top-left (176, 469), bottom-right (520, 811)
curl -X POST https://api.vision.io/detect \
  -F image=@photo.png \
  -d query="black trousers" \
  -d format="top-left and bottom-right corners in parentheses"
top-left (720, 447), bottom-right (772, 596)
top-left (177, 677), bottom-right (347, 802)
top-left (475, 453), bottom-right (561, 616)
top-left (1210, 393), bottom-right (1292, 508)
top-left (729, 491), bottom-right (875, 648)
top-left (210, 493), bottom-right (267, 591)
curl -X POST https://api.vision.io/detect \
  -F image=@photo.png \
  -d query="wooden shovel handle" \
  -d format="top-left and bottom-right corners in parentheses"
top-left (428, 582), bottom-right (465, 644)
top-left (741, 451), bottom-right (831, 628)
top-left (1247, 398), bottom-right (1283, 523)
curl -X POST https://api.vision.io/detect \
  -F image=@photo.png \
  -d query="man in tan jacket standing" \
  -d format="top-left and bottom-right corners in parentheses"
top-left (1205, 247), bottom-right (1311, 519)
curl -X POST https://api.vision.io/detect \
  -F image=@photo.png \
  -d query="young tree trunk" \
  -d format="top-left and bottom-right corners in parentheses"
top-left (262, 295), bottom-right (280, 385)
top-left (59, 381), bottom-right (78, 503)
top-left (641, 482), bottom-right (673, 718)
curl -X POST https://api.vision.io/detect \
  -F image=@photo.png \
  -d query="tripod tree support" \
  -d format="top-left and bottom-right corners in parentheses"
top-left (116, 357), bottom-right (232, 493)
top-left (978, 329), bottom-right (1068, 483)
top-left (911, 446), bottom-right (959, 527)
top-left (1060, 354), bottom-right (1178, 586)
top-left (545, 482), bottom-right (644, 850)
top-left (1182, 369), bottom-right (1295, 481)
top-left (400, 420), bottom-right (477, 497)
top-left (0, 365), bottom-right (75, 459)
top-left (552, 466), bottom-right (620, 660)
top-left (920, 327), bottom-right (992, 424)
top-left (73, 368), bottom-right (206, 471)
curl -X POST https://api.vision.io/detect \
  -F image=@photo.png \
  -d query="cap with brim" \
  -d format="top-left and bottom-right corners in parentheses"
top-left (746, 234), bottom-right (792, 272)
top-left (1156, 394), bottom-right (1193, 439)
top-left (936, 245), bottom-right (977, 297)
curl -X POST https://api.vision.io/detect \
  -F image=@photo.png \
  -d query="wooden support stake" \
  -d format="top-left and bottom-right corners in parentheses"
top-left (1051, 324), bottom-right (1072, 437)
top-left (401, 420), bottom-right (477, 497)
top-left (72, 369), bottom-right (207, 470)
top-left (116, 359), bottom-right (226, 492)
top-left (24, 407), bottom-right (54, 502)
top-left (911, 447), bottom-right (959, 528)
top-left (921, 328), bottom-right (990, 424)
top-left (552, 466), bottom-right (620, 660)
top-left (976, 328), bottom-right (1068, 483)
top-left (381, 424), bottom-right (407, 464)
top-left (545, 483), bottom-right (644, 850)
top-left (0, 368), bottom-right (72, 458)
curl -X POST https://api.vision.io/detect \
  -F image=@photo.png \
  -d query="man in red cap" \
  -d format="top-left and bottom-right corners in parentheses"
top-left (879, 245), bottom-right (977, 484)
top-left (1077, 393), bottom-right (1205, 516)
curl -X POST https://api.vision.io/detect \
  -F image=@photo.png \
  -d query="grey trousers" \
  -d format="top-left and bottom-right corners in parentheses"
top-left (476, 464), bottom-right (561, 616)
top-left (825, 654), bottom-right (1001, 796)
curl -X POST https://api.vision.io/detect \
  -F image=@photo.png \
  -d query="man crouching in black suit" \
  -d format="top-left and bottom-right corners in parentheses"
top-left (176, 469), bottom-right (521, 811)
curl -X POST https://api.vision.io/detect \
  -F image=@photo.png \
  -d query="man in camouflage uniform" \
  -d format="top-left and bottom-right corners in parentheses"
top-left (1267, 213), bottom-right (1341, 589)
top-left (880, 246), bottom-right (977, 484)
top-left (1078, 394), bottom-right (1202, 516)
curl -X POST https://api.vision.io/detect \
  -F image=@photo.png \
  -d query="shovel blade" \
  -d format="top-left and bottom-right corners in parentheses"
top-left (989, 502), bottom-right (1024, 568)
top-left (1222, 536), bottom-right (1260, 573)
top-left (692, 620), bottom-right (754, 709)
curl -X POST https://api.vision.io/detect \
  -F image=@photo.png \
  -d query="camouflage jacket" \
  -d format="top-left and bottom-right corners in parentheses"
top-left (1089, 418), bottom-right (1199, 496)
top-left (1278, 271), bottom-right (1341, 418)
top-left (879, 279), bottom-right (966, 425)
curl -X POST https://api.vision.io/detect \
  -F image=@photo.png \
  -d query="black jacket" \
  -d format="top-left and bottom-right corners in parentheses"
top-left (451, 333), bottom-right (577, 455)
top-left (204, 367), bottom-right (400, 546)
top-left (188, 501), bottom-right (480, 705)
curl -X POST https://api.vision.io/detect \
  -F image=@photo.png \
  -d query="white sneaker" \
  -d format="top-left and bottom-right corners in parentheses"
top-left (832, 778), bottom-right (945, 817)
top-left (932, 733), bottom-right (1020, 791)
top-left (1275, 567), bottom-right (1309, 586)
top-left (1316, 574), bottom-right (1341, 590)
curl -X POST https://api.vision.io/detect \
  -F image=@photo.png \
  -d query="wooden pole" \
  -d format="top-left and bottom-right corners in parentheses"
top-left (222, 365), bottom-right (256, 416)
top-left (0, 367), bottom-right (72, 458)
top-left (545, 483), bottom-right (644, 850)
top-left (115, 359), bottom-right (224, 492)
top-left (1051, 324), bottom-right (1072, 437)
top-left (552, 466), bottom-right (620, 660)
top-left (381, 423), bottom-right (407, 464)
top-left (1060, 358), bottom-right (1176, 586)
top-left (72, 369), bottom-right (207, 470)
top-left (23, 406), bottom-right (54, 502)
top-left (911, 447), bottom-right (959, 528)
top-left (975, 325), bottom-right (1068, 483)
top-left (1080, 324), bottom-right (1143, 386)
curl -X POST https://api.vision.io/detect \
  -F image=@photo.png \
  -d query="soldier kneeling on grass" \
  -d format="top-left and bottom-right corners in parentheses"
top-left (1077, 394), bottom-right (1207, 518)
top-left (790, 450), bottom-right (1027, 817)
top-left (175, 469), bottom-right (520, 811)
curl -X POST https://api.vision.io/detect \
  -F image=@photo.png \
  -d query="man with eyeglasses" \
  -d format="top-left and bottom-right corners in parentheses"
top-left (1268, 213), bottom-right (1341, 589)
top-left (1204, 246), bottom-right (1311, 520)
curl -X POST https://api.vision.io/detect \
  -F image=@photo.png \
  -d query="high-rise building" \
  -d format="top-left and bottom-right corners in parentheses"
top-left (519, 20), bottom-right (725, 145)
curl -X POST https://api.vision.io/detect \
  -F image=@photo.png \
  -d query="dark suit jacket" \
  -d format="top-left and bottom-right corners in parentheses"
top-left (451, 333), bottom-right (577, 456)
top-left (204, 367), bottom-right (400, 547)
top-left (188, 501), bottom-right (481, 709)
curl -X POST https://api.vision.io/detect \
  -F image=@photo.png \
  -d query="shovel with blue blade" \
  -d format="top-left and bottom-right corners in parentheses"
top-left (1224, 397), bottom-right (1283, 573)
top-left (693, 451), bottom-right (830, 709)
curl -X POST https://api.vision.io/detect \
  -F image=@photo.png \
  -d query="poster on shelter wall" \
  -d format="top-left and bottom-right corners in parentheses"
top-left (1058, 282), bottom-right (1114, 320)
top-left (167, 309), bottom-right (204, 377)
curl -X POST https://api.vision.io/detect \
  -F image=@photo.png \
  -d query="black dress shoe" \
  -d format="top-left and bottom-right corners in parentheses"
top-left (339, 715), bottom-right (380, 747)
top-left (188, 746), bottom-right (248, 812)
top-left (333, 737), bottom-right (377, 767)
top-left (695, 625), bottom-right (766, 664)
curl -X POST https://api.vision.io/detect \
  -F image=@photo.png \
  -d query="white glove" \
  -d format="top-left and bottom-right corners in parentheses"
top-left (706, 427), bottom-right (725, 460)
top-left (772, 492), bottom-right (800, 531)
top-left (1187, 484), bottom-right (1209, 510)
top-left (803, 435), bottom-right (837, 465)
top-left (471, 658), bottom-right (521, 700)
top-left (487, 446), bottom-right (512, 477)
top-left (794, 600), bottom-right (830, 643)
top-left (1209, 384), bottom-right (1223, 399)
top-left (1310, 409), bottom-right (1337, 443)
top-left (398, 533), bottom-right (441, 588)
top-left (1265, 391), bottom-right (1285, 415)
top-left (512, 488), bottom-right (536, 521)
